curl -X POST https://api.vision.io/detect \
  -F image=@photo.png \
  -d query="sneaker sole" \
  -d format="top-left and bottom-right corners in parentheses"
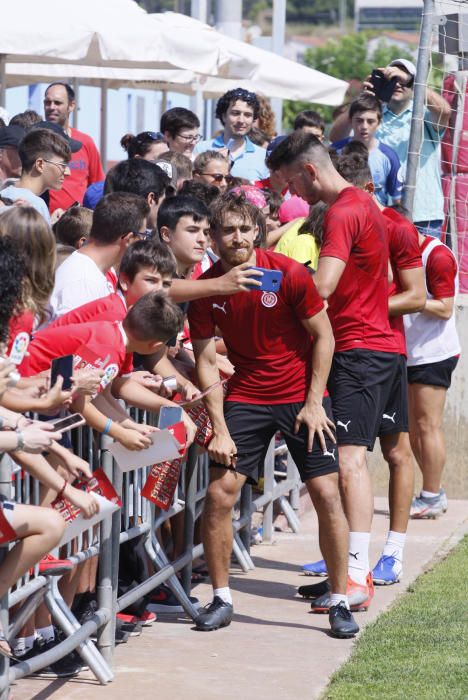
top-left (312, 597), bottom-right (371, 614)
top-left (302, 571), bottom-right (328, 577)
top-left (410, 512), bottom-right (442, 520)
top-left (39, 566), bottom-right (74, 576)
top-left (195, 619), bottom-right (232, 632)
top-left (372, 576), bottom-right (401, 586)
top-left (329, 628), bottom-right (359, 639)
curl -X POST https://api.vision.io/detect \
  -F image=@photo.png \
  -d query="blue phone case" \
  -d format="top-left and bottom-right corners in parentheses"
top-left (246, 267), bottom-right (283, 293)
top-left (158, 406), bottom-right (183, 429)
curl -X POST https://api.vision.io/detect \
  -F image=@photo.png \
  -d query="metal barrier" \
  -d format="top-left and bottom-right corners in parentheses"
top-left (0, 417), bottom-right (302, 696)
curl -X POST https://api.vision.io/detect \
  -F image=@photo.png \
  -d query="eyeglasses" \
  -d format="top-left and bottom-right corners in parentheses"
top-left (43, 159), bottom-right (69, 173)
top-left (175, 133), bottom-right (202, 144)
top-left (198, 172), bottom-right (228, 182)
top-left (136, 131), bottom-right (166, 143)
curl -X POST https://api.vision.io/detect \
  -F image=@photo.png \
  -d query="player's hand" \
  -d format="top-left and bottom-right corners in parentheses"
top-left (294, 401), bottom-right (336, 453)
top-left (72, 368), bottom-right (105, 396)
top-left (118, 428), bottom-right (152, 451)
top-left (39, 376), bottom-right (73, 412)
top-left (181, 382), bottom-right (201, 402)
top-left (218, 262), bottom-right (263, 294)
top-left (65, 485), bottom-right (100, 519)
top-left (208, 431), bottom-right (237, 468)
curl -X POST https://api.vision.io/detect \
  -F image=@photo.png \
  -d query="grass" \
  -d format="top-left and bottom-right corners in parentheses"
top-left (322, 536), bottom-right (468, 700)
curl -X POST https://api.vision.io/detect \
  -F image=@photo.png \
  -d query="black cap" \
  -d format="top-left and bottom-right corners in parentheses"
top-left (32, 121), bottom-right (82, 153)
top-left (0, 125), bottom-right (26, 149)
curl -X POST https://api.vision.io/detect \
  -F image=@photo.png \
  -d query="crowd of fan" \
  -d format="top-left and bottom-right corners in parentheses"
top-left (0, 54), bottom-right (460, 671)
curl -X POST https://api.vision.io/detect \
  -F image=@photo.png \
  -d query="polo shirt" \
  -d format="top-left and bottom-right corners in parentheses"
top-left (195, 133), bottom-right (269, 182)
top-left (377, 103), bottom-right (445, 223)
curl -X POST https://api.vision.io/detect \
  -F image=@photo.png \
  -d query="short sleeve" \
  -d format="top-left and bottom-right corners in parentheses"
top-left (187, 297), bottom-right (217, 340)
top-left (388, 220), bottom-right (422, 270)
top-left (320, 204), bottom-right (360, 263)
top-left (426, 246), bottom-right (457, 298)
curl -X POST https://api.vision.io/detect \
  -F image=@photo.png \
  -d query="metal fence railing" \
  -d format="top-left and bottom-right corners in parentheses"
top-left (0, 414), bottom-right (302, 696)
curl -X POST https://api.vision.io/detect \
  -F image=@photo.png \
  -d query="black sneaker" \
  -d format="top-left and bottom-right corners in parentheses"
top-left (147, 584), bottom-right (200, 613)
top-left (195, 596), bottom-right (233, 631)
top-left (298, 579), bottom-right (330, 599)
top-left (32, 637), bottom-right (83, 679)
top-left (329, 603), bottom-right (359, 639)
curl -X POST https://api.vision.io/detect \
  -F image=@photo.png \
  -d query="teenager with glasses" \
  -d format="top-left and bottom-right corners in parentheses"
top-left (160, 107), bottom-right (201, 159)
top-left (195, 88), bottom-right (269, 183)
top-left (193, 150), bottom-right (230, 194)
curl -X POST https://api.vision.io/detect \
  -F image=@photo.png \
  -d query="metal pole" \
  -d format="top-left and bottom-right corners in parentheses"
top-left (190, 0), bottom-right (208, 129)
top-left (71, 79), bottom-right (79, 130)
top-left (180, 445), bottom-right (199, 595)
top-left (271, 0), bottom-right (287, 132)
top-left (402, 0), bottom-right (435, 218)
top-left (339, 0), bottom-right (346, 32)
top-left (100, 80), bottom-right (108, 172)
top-left (0, 56), bottom-right (6, 110)
top-left (215, 0), bottom-right (242, 40)
top-left (0, 456), bottom-right (11, 699)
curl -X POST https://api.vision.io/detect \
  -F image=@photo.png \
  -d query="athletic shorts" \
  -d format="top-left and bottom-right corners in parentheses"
top-left (327, 349), bottom-right (400, 451)
top-left (378, 354), bottom-right (409, 437)
top-left (210, 397), bottom-right (338, 485)
top-left (407, 355), bottom-right (459, 389)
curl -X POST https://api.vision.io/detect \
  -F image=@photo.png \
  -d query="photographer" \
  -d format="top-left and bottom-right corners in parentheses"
top-left (329, 58), bottom-right (451, 238)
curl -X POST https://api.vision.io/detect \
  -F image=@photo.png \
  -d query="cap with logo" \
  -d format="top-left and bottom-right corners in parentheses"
top-left (0, 125), bottom-right (26, 149)
top-left (31, 121), bottom-right (82, 153)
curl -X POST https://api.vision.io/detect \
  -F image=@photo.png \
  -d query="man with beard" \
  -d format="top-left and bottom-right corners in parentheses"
top-left (188, 191), bottom-right (358, 639)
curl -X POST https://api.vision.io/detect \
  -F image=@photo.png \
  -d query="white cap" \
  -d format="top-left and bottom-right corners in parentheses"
top-left (389, 58), bottom-right (416, 77)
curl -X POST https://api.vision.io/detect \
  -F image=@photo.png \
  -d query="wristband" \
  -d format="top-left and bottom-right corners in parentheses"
top-left (102, 418), bottom-right (113, 436)
top-left (13, 430), bottom-right (25, 452)
top-left (57, 477), bottom-right (68, 500)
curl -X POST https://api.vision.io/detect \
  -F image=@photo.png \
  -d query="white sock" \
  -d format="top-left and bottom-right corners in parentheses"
top-left (382, 530), bottom-right (406, 564)
top-left (348, 532), bottom-right (370, 585)
top-left (329, 593), bottom-right (349, 610)
top-left (213, 587), bottom-right (232, 605)
top-left (421, 489), bottom-right (439, 499)
top-left (36, 625), bottom-right (55, 644)
top-left (13, 634), bottom-right (35, 656)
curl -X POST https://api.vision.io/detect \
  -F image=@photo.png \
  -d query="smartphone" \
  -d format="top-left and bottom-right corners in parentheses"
top-left (50, 354), bottom-right (74, 391)
top-left (158, 406), bottom-right (183, 430)
top-left (246, 267), bottom-right (283, 293)
top-left (48, 413), bottom-right (85, 432)
top-left (162, 375), bottom-right (177, 391)
top-left (369, 69), bottom-right (398, 102)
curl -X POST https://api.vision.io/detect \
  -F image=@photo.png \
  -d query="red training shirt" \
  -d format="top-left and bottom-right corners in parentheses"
top-left (320, 187), bottom-right (398, 353)
top-left (49, 128), bottom-right (105, 213)
top-left (421, 236), bottom-right (457, 298)
top-left (23, 321), bottom-right (132, 389)
top-left (7, 311), bottom-right (35, 360)
top-left (188, 249), bottom-right (325, 404)
top-left (382, 207), bottom-right (422, 356)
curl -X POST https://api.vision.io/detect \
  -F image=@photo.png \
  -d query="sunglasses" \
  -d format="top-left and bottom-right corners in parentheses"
top-left (198, 172), bottom-right (228, 182)
top-left (136, 131), bottom-right (166, 143)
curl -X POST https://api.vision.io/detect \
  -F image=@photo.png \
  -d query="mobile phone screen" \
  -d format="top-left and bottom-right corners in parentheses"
top-left (158, 406), bottom-right (183, 430)
top-left (50, 413), bottom-right (85, 432)
top-left (50, 355), bottom-right (74, 391)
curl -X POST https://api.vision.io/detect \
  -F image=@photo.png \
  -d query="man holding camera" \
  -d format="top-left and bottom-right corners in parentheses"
top-left (330, 58), bottom-right (451, 238)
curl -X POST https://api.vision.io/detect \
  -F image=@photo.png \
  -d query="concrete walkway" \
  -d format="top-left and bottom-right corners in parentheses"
top-left (12, 497), bottom-right (468, 700)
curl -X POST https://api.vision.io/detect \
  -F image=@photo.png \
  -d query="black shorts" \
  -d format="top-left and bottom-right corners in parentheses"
top-left (378, 354), bottom-right (409, 437)
top-left (211, 397), bottom-right (338, 485)
top-left (407, 355), bottom-right (459, 389)
top-left (328, 349), bottom-right (400, 450)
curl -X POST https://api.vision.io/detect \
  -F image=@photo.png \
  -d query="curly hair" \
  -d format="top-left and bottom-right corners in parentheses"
top-left (0, 236), bottom-right (26, 347)
top-left (215, 88), bottom-right (260, 125)
top-left (255, 94), bottom-right (277, 140)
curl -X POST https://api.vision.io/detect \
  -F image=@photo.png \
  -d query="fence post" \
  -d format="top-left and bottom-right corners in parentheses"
top-left (402, 0), bottom-right (435, 217)
top-left (262, 439), bottom-right (275, 543)
top-left (239, 484), bottom-right (252, 554)
top-left (0, 455), bottom-right (11, 699)
top-left (180, 445), bottom-right (199, 596)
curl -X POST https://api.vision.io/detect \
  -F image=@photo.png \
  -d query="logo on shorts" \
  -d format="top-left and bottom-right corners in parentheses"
top-left (261, 292), bottom-right (277, 308)
top-left (100, 363), bottom-right (119, 390)
top-left (323, 448), bottom-right (336, 460)
top-left (337, 420), bottom-right (351, 432)
top-left (212, 302), bottom-right (227, 314)
top-left (383, 412), bottom-right (396, 423)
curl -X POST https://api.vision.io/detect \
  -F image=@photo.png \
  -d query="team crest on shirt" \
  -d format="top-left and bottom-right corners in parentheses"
top-left (261, 292), bottom-right (277, 308)
top-left (8, 332), bottom-right (29, 365)
top-left (99, 364), bottom-right (119, 390)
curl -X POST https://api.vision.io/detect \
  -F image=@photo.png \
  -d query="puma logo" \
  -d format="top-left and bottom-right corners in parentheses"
top-left (349, 551), bottom-right (359, 560)
top-left (323, 448), bottom-right (336, 460)
top-left (337, 420), bottom-right (351, 432)
top-left (212, 302), bottom-right (227, 314)
top-left (383, 412), bottom-right (396, 423)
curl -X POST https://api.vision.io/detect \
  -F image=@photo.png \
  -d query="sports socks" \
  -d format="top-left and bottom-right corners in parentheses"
top-left (421, 489), bottom-right (439, 499)
top-left (37, 625), bottom-right (55, 644)
top-left (382, 530), bottom-right (406, 569)
top-left (329, 593), bottom-right (349, 610)
top-left (213, 587), bottom-right (232, 605)
top-left (348, 531), bottom-right (370, 586)
top-left (13, 634), bottom-right (35, 657)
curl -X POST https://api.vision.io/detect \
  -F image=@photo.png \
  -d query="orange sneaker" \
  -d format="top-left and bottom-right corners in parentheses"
top-left (310, 576), bottom-right (372, 613)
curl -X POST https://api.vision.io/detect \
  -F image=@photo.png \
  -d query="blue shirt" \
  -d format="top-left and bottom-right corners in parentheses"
top-left (195, 133), bottom-right (269, 183)
top-left (0, 185), bottom-right (51, 223)
top-left (332, 137), bottom-right (403, 206)
top-left (377, 103), bottom-right (444, 222)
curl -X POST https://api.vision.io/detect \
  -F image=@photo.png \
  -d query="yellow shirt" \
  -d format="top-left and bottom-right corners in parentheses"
top-left (274, 218), bottom-right (320, 270)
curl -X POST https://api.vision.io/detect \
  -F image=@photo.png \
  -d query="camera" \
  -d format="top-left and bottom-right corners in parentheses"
top-left (369, 69), bottom-right (399, 102)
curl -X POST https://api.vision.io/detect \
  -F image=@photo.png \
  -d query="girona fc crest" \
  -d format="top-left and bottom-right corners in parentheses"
top-left (261, 292), bottom-right (277, 308)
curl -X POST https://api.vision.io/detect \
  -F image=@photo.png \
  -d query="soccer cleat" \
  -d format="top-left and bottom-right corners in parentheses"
top-left (37, 554), bottom-right (74, 576)
top-left (411, 492), bottom-right (445, 519)
top-left (439, 489), bottom-right (448, 512)
top-left (146, 584), bottom-right (200, 613)
top-left (298, 578), bottom-right (330, 599)
top-left (372, 555), bottom-right (402, 585)
top-left (302, 559), bottom-right (328, 577)
top-left (329, 603), bottom-right (359, 638)
top-left (194, 596), bottom-right (233, 631)
top-left (310, 576), bottom-right (371, 613)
